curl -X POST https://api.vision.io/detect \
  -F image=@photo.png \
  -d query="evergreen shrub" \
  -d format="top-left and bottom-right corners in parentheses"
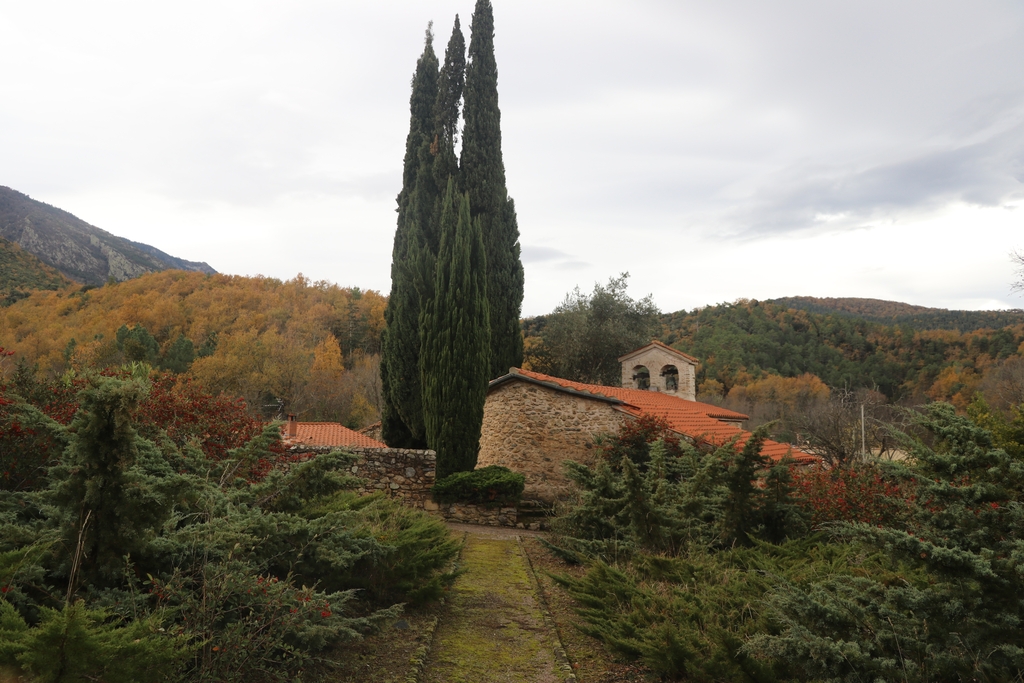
top-left (0, 367), bottom-right (278, 493)
top-left (431, 465), bottom-right (524, 506)
top-left (0, 371), bottom-right (461, 682)
top-left (302, 492), bottom-right (462, 604)
top-left (0, 600), bottom-right (187, 682)
top-left (555, 538), bottom-right (902, 682)
top-left (546, 418), bottom-right (813, 678)
top-left (747, 402), bottom-right (1024, 681)
top-left (550, 404), bottom-right (1024, 681)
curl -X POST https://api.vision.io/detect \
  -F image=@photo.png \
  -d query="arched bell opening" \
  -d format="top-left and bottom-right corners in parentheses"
top-left (661, 365), bottom-right (679, 392)
top-left (632, 365), bottom-right (650, 390)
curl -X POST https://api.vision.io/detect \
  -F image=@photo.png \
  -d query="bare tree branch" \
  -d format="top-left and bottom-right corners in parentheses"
top-left (1011, 249), bottom-right (1024, 294)
top-left (798, 388), bottom-right (903, 467)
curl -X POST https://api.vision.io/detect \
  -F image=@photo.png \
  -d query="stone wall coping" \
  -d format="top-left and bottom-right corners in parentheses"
top-left (487, 369), bottom-right (626, 406)
top-left (285, 444), bottom-right (436, 460)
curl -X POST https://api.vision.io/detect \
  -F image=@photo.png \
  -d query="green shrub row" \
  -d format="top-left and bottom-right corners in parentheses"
top-left (549, 405), bottom-right (1024, 681)
top-left (431, 465), bottom-right (525, 506)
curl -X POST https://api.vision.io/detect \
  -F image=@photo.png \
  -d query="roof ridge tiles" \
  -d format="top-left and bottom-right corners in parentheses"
top-left (617, 340), bottom-right (699, 364)
top-left (281, 421), bottom-right (387, 449)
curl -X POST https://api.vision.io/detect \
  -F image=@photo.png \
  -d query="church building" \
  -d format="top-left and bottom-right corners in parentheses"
top-left (477, 341), bottom-right (816, 502)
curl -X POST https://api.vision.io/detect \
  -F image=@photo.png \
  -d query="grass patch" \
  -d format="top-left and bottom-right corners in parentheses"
top-left (422, 534), bottom-right (570, 683)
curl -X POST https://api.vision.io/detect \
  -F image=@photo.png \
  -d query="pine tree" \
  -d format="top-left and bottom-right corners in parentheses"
top-left (381, 26), bottom-right (439, 448)
top-left (420, 180), bottom-right (490, 479)
top-left (461, 0), bottom-right (524, 380)
top-left (158, 334), bottom-right (195, 374)
top-left (115, 324), bottom-right (159, 364)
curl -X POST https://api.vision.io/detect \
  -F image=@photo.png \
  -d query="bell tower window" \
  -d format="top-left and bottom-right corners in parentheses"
top-left (632, 365), bottom-right (650, 390)
top-left (661, 365), bottom-right (679, 392)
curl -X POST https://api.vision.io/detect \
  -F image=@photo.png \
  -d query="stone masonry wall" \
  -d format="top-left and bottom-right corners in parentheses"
top-left (620, 345), bottom-right (697, 400)
top-left (285, 444), bottom-right (523, 527)
top-left (477, 381), bottom-right (628, 502)
top-left (285, 445), bottom-right (436, 508)
top-left (439, 503), bottom-right (518, 527)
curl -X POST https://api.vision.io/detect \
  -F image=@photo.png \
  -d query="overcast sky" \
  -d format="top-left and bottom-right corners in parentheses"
top-left (2, 1), bottom-right (1023, 316)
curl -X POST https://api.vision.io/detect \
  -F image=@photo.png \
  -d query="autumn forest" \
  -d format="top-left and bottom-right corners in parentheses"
top-left (0, 270), bottom-right (386, 428)
top-left (1, 269), bottom-right (1022, 439)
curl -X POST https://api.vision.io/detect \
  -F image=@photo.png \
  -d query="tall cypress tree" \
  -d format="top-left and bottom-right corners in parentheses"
top-left (461, 0), bottom-right (524, 380)
top-left (420, 179), bottom-right (490, 479)
top-left (431, 15), bottom-right (465, 207)
top-left (381, 27), bottom-right (439, 448)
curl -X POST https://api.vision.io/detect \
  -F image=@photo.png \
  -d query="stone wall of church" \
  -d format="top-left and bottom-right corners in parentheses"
top-left (477, 381), bottom-right (628, 502)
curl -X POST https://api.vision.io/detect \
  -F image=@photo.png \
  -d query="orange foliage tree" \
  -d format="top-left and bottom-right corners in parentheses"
top-left (725, 373), bottom-right (830, 416)
top-left (0, 272), bottom-right (386, 427)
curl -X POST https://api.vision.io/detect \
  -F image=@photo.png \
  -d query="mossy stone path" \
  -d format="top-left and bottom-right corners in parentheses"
top-left (422, 531), bottom-right (573, 683)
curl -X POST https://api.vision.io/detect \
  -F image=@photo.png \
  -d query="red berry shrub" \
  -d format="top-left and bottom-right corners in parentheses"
top-left (134, 373), bottom-right (286, 480)
top-left (792, 464), bottom-right (911, 528)
top-left (1, 356), bottom-right (285, 490)
top-left (599, 413), bottom-right (687, 467)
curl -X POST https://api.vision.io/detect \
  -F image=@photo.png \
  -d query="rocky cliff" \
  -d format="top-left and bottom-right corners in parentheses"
top-left (0, 186), bottom-right (215, 286)
top-left (0, 236), bottom-right (72, 305)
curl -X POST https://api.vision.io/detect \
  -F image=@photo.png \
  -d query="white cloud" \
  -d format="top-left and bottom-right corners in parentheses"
top-left (2, 0), bottom-right (1023, 316)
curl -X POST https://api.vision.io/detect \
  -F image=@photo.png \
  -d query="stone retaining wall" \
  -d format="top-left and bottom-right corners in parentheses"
top-left (437, 503), bottom-right (518, 527)
top-left (285, 445), bottom-right (436, 509)
top-left (285, 445), bottom-right (524, 527)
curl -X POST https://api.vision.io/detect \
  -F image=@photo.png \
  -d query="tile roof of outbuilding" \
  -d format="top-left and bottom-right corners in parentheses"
top-left (282, 422), bottom-right (387, 449)
top-left (493, 368), bottom-right (817, 464)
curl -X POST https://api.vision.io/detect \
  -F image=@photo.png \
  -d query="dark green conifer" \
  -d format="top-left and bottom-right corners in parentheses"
top-left (381, 26), bottom-right (440, 448)
top-left (115, 324), bottom-right (158, 364)
top-left (159, 334), bottom-right (195, 374)
top-left (420, 180), bottom-right (490, 479)
top-left (751, 403), bottom-right (1024, 680)
top-left (431, 16), bottom-right (466, 201)
top-left (461, 0), bottom-right (524, 379)
top-left (49, 378), bottom-right (186, 588)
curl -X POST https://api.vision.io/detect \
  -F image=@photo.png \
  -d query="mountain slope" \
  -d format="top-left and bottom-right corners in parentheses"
top-left (769, 296), bottom-right (1024, 332)
top-left (0, 186), bottom-right (215, 285)
top-left (0, 236), bottom-right (73, 305)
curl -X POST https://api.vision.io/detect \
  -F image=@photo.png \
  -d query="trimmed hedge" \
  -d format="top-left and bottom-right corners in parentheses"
top-left (431, 466), bottom-right (525, 506)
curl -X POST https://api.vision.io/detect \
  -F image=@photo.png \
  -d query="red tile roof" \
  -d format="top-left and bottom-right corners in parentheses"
top-left (282, 422), bottom-right (387, 449)
top-left (618, 340), bottom-right (699, 364)
top-left (497, 368), bottom-right (817, 464)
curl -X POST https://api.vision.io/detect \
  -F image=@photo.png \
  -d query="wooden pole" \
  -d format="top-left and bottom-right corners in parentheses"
top-left (861, 404), bottom-right (866, 461)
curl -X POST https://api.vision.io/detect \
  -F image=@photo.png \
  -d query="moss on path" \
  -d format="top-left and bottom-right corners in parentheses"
top-left (422, 533), bottom-right (573, 683)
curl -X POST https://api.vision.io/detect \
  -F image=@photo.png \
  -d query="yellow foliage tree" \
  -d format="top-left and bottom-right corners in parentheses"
top-left (0, 271), bottom-right (385, 426)
top-left (304, 334), bottom-right (346, 421)
top-left (722, 373), bottom-right (831, 438)
top-left (927, 364), bottom-right (981, 411)
top-left (727, 373), bottom-right (831, 416)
